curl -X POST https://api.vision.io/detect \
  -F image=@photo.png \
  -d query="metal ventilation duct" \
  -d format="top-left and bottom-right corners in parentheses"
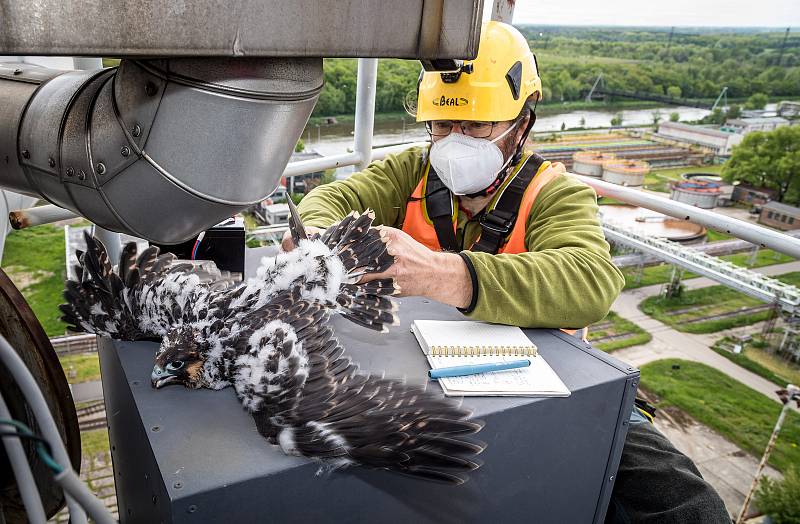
top-left (0, 59), bottom-right (322, 243)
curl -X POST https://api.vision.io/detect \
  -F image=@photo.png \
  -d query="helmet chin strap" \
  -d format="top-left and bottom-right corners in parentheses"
top-left (465, 108), bottom-right (537, 199)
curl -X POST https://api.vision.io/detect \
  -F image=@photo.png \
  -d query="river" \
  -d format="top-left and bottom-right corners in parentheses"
top-left (303, 105), bottom-right (718, 157)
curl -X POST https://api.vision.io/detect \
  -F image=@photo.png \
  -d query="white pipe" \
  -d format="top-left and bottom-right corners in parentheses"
top-left (353, 58), bottom-right (379, 171)
top-left (0, 334), bottom-right (87, 524)
top-left (9, 205), bottom-right (80, 230)
top-left (0, 392), bottom-right (47, 524)
top-left (575, 174), bottom-right (800, 259)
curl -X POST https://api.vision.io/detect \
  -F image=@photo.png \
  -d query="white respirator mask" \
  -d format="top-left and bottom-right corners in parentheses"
top-left (429, 121), bottom-right (520, 196)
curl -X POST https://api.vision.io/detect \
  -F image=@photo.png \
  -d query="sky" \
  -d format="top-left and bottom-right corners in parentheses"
top-left (485, 0), bottom-right (800, 28)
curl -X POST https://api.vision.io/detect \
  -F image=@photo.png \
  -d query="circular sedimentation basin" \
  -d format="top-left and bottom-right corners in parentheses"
top-left (600, 205), bottom-right (706, 242)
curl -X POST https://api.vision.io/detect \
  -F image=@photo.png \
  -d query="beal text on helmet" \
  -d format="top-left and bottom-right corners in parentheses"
top-left (432, 96), bottom-right (469, 107)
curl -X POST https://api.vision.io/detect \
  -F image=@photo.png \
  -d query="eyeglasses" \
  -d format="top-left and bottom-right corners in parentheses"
top-left (425, 120), bottom-right (499, 138)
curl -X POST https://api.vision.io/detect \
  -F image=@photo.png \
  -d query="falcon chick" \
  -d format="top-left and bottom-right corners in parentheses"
top-left (61, 209), bottom-right (485, 483)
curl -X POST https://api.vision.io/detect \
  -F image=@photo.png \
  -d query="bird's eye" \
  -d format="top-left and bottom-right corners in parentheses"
top-left (167, 360), bottom-right (184, 371)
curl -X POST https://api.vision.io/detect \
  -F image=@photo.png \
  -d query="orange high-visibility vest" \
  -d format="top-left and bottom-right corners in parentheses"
top-left (401, 155), bottom-right (588, 339)
top-left (402, 155), bottom-right (565, 254)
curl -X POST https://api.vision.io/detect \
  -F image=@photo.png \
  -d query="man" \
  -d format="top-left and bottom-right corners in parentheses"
top-left (285, 21), bottom-right (729, 523)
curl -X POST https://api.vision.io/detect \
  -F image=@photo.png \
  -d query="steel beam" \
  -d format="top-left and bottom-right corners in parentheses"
top-left (603, 223), bottom-right (800, 312)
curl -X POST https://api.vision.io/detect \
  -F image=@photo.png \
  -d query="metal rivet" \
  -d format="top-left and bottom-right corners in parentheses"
top-left (121, 146), bottom-right (130, 157)
top-left (48, 157), bottom-right (55, 168)
top-left (609, 475), bottom-right (614, 481)
top-left (96, 162), bottom-right (106, 175)
top-left (131, 380), bottom-right (140, 386)
top-left (173, 481), bottom-right (183, 489)
top-left (13, 68), bottom-right (22, 75)
top-left (145, 81), bottom-right (157, 96)
top-left (187, 505), bottom-right (197, 514)
top-left (66, 167), bottom-right (75, 177)
top-left (151, 425), bottom-right (160, 432)
top-left (132, 124), bottom-right (142, 137)
top-left (152, 495), bottom-right (158, 504)
top-left (21, 150), bottom-right (30, 159)
top-left (77, 170), bottom-right (86, 181)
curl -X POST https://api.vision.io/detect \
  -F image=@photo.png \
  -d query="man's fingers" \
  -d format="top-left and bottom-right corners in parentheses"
top-left (280, 231), bottom-right (296, 252)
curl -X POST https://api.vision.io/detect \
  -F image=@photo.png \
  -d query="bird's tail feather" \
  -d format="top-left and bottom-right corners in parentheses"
top-left (321, 211), bottom-right (398, 332)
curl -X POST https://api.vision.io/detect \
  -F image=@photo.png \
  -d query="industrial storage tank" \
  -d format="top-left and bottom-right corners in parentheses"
top-left (601, 159), bottom-right (650, 187)
top-left (670, 179), bottom-right (721, 209)
top-left (599, 205), bottom-right (706, 243)
top-left (572, 151), bottom-right (616, 177)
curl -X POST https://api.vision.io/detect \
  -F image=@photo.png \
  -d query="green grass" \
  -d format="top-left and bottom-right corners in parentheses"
top-left (623, 249), bottom-right (794, 290)
top-left (639, 272), bottom-right (800, 333)
top-left (639, 285), bottom-right (767, 333)
top-left (80, 428), bottom-right (110, 459)
top-left (711, 340), bottom-right (800, 387)
top-left (2, 225), bottom-right (68, 337)
top-left (706, 230), bottom-right (733, 242)
top-left (640, 359), bottom-right (800, 472)
top-left (642, 165), bottom-right (723, 193)
top-left (59, 353), bottom-right (101, 383)
top-left (588, 311), bottom-right (652, 352)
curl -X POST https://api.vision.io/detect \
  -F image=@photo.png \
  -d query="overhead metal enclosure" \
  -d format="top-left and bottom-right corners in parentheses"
top-left (0, 1), bottom-right (484, 243)
top-left (0, 0), bottom-right (483, 59)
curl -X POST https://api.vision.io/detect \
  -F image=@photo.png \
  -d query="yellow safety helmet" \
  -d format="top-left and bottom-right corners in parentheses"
top-left (416, 21), bottom-right (542, 123)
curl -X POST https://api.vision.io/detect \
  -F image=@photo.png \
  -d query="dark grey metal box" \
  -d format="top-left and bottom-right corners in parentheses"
top-left (99, 297), bottom-right (638, 524)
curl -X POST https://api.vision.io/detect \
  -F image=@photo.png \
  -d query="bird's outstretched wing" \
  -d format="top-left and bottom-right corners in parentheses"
top-left (254, 208), bottom-right (398, 332)
top-left (60, 232), bottom-right (236, 339)
top-left (230, 290), bottom-right (485, 484)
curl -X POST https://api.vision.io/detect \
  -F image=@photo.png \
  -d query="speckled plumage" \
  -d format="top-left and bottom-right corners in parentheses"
top-left (61, 211), bottom-right (485, 482)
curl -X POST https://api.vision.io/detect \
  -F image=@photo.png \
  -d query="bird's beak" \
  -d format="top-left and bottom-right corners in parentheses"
top-left (286, 197), bottom-right (308, 247)
top-left (151, 365), bottom-right (179, 389)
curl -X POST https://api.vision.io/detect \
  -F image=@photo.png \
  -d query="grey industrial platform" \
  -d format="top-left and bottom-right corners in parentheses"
top-left (99, 294), bottom-right (639, 524)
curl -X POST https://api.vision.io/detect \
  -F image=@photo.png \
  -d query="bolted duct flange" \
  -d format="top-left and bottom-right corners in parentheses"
top-left (1, 58), bottom-right (322, 243)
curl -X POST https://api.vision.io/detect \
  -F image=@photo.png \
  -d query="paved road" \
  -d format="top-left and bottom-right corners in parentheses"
top-left (612, 259), bottom-right (800, 410)
top-left (70, 379), bottom-right (103, 403)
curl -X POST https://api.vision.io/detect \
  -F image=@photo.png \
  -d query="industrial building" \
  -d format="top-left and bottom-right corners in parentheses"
top-left (760, 201), bottom-right (800, 231)
top-left (670, 179), bottom-right (721, 209)
top-left (572, 151), bottom-right (616, 177)
top-left (532, 131), bottom-right (709, 169)
top-left (724, 116), bottom-right (790, 134)
top-left (732, 184), bottom-right (778, 206)
top-left (655, 122), bottom-right (743, 157)
top-left (601, 159), bottom-right (649, 187)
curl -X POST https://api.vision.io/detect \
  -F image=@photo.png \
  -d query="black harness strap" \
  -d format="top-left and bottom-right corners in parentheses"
top-left (472, 153), bottom-right (546, 254)
top-left (425, 153), bottom-right (546, 254)
top-left (424, 170), bottom-right (459, 252)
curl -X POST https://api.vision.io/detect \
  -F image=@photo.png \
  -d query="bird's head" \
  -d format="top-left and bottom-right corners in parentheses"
top-left (151, 327), bottom-right (209, 389)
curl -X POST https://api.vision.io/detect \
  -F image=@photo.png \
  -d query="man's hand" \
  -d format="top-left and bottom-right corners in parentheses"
top-left (281, 226), bottom-right (324, 252)
top-left (366, 227), bottom-right (473, 309)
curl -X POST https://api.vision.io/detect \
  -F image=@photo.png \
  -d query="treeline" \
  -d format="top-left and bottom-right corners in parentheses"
top-left (313, 27), bottom-right (800, 117)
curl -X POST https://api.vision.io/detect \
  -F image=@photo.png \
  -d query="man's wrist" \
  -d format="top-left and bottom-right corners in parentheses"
top-left (430, 251), bottom-right (473, 309)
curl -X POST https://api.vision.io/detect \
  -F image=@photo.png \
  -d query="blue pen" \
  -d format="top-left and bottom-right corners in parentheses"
top-left (428, 359), bottom-right (531, 379)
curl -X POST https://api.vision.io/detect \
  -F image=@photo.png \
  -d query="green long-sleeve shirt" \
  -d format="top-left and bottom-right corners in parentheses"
top-left (297, 147), bottom-right (625, 329)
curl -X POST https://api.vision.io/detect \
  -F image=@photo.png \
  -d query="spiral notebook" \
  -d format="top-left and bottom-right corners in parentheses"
top-left (411, 320), bottom-right (570, 397)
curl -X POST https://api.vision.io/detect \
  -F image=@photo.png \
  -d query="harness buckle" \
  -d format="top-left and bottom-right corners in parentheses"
top-left (479, 212), bottom-right (513, 235)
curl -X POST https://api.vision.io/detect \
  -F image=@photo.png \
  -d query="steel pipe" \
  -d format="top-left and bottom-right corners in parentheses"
top-left (353, 59), bottom-right (379, 172)
top-left (575, 174), bottom-right (800, 259)
top-left (9, 204), bottom-right (80, 230)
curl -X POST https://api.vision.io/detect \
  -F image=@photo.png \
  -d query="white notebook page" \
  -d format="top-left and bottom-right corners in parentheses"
top-left (412, 320), bottom-right (537, 355)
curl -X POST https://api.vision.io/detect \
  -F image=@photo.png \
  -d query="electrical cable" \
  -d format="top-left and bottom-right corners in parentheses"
top-left (0, 334), bottom-right (88, 524)
top-left (54, 468), bottom-right (117, 524)
top-left (0, 420), bottom-right (63, 474)
top-left (0, 393), bottom-right (47, 523)
top-left (191, 231), bottom-right (206, 260)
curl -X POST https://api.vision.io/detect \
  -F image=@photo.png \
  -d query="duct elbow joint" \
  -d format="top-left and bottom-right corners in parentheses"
top-left (0, 58), bottom-right (322, 243)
